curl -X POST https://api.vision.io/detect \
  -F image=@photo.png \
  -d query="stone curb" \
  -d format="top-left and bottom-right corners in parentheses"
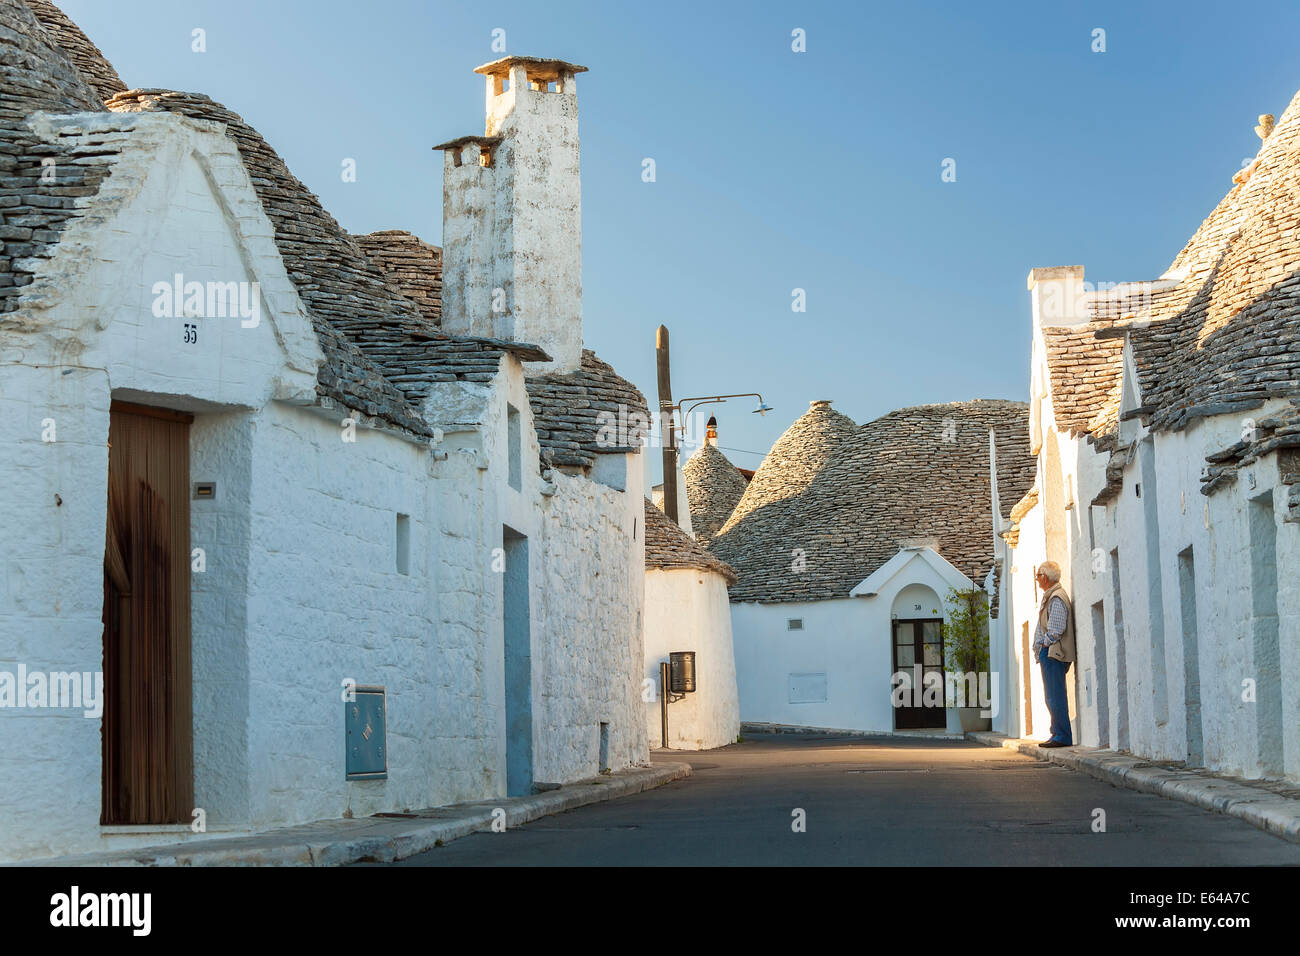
top-left (742, 722), bottom-right (965, 741)
top-left (967, 732), bottom-right (1300, 845)
top-left (22, 762), bottom-right (692, 867)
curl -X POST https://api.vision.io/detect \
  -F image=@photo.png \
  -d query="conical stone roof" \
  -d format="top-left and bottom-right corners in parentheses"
top-left (714, 400), bottom-right (857, 540)
top-left (644, 499), bottom-right (737, 584)
top-left (354, 230), bottom-right (442, 331)
top-left (1037, 88), bottom-right (1300, 509)
top-left (683, 441), bottom-right (747, 546)
top-left (21, 0), bottom-right (126, 103)
top-left (0, 0), bottom-right (122, 318)
top-left (711, 399), bottom-right (1034, 604)
top-left (1129, 88), bottom-right (1300, 433)
top-left (1, 0), bottom-right (102, 120)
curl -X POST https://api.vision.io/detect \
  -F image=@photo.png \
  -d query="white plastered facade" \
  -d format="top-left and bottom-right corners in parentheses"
top-left (0, 108), bottom-right (650, 861)
top-left (643, 566), bottom-right (739, 750)
top-left (995, 270), bottom-right (1300, 782)
top-left (731, 547), bottom-right (976, 734)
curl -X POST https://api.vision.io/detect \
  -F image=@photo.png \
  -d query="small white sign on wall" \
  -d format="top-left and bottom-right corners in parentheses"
top-left (788, 672), bottom-right (828, 704)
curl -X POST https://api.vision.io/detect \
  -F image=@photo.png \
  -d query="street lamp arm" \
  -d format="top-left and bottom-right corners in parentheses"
top-left (675, 392), bottom-right (767, 412)
top-left (672, 393), bottom-right (770, 436)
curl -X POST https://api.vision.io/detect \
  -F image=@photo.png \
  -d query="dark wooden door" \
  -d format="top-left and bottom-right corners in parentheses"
top-left (101, 402), bottom-right (194, 824)
top-left (892, 618), bottom-right (946, 729)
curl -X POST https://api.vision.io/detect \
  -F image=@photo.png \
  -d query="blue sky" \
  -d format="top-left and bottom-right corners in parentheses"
top-left (62, 0), bottom-right (1300, 475)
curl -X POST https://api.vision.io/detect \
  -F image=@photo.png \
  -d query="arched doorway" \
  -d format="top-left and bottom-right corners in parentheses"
top-left (891, 584), bottom-right (945, 729)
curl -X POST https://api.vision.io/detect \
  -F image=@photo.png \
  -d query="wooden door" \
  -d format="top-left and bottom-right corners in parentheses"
top-left (892, 619), bottom-right (946, 729)
top-left (101, 402), bottom-right (194, 824)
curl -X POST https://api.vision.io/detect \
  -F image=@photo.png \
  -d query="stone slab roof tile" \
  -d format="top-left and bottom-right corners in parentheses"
top-left (1041, 324), bottom-right (1125, 437)
top-left (1, 0), bottom-right (102, 120)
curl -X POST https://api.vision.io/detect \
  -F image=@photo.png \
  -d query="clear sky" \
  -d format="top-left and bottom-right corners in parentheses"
top-left (61, 0), bottom-right (1300, 476)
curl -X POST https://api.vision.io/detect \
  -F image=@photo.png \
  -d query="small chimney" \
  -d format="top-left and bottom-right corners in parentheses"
top-left (435, 56), bottom-right (589, 372)
top-left (1027, 265), bottom-right (1089, 328)
top-left (705, 415), bottom-right (718, 446)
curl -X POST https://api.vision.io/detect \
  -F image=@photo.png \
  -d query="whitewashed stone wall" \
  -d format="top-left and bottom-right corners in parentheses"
top-left (0, 364), bottom-right (113, 860)
top-left (532, 466), bottom-right (647, 781)
top-left (0, 107), bottom-right (652, 862)
top-left (644, 568), bottom-right (738, 750)
top-left (424, 357), bottom-right (649, 788)
top-left (733, 599), bottom-right (892, 732)
top-left (240, 402), bottom-right (444, 825)
top-left (190, 410), bottom-right (255, 825)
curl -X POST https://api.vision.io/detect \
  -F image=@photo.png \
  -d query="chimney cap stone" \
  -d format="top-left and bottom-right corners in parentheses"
top-left (474, 56), bottom-right (588, 81)
top-left (1026, 265), bottom-right (1085, 290)
top-left (432, 134), bottom-right (502, 152)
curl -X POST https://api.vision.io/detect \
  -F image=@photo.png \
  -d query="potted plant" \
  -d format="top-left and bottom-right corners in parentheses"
top-left (943, 586), bottom-right (992, 733)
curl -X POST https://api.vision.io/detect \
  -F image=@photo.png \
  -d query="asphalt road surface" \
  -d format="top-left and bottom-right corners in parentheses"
top-left (377, 734), bottom-right (1300, 866)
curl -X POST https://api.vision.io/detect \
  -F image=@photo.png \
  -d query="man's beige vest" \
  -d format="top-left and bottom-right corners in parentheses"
top-left (1038, 583), bottom-right (1075, 663)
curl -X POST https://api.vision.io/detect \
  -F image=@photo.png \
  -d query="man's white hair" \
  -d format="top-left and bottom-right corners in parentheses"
top-left (1037, 561), bottom-right (1062, 583)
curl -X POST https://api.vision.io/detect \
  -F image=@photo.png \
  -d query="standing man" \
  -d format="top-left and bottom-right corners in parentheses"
top-left (1033, 561), bottom-right (1075, 747)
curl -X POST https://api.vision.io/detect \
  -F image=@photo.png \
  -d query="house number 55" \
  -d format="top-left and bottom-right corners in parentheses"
top-left (183, 322), bottom-right (198, 344)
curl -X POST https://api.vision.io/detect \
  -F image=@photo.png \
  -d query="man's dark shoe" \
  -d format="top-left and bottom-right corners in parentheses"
top-left (1040, 740), bottom-right (1071, 748)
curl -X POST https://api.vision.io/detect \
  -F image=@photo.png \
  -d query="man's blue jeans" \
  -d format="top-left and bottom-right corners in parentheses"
top-left (1037, 646), bottom-right (1073, 744)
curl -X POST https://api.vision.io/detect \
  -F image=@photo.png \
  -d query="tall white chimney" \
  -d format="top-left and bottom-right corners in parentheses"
top-left (436, 56), bottom-right (587, 373)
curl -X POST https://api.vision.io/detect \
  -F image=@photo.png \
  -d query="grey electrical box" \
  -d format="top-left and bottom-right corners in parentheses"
top-left (345, 686), bottom-right (387, 780)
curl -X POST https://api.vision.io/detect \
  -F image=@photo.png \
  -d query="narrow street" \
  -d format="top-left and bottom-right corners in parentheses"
top-left (381, 734), bottom-right (1300, 866)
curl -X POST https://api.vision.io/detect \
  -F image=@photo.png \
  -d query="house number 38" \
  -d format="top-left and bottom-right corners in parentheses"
top-left (183, 322), bottom-right (199, 345)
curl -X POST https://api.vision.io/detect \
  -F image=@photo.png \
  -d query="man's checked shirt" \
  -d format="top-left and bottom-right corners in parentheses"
top-left (1032, 595), bottom-right (1069, 655)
